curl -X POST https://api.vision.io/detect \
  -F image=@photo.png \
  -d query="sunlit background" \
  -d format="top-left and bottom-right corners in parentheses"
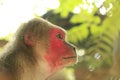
top-left (0, 0), bottom-right (109, 37)
top-left (0, 0), bottom-right (59, 37)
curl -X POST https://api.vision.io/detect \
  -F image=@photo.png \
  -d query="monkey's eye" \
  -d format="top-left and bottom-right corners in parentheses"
top-left (56, 34), bottom-right (63, 40)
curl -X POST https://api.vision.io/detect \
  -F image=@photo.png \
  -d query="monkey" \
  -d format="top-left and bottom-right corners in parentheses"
top-left (0, 18), bottom-right (77, 80)
top-left (0, 63), bottom-right (14, 80)
top-left (0, 72), bottom-right (13, 80)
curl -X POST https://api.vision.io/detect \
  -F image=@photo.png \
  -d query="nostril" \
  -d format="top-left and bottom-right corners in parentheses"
top-left (73, 48), bottom-right (77, 54)
top-left (74, 48), bottom-right (76, 51)
top-left (73, 47), bottom-right (76, 53)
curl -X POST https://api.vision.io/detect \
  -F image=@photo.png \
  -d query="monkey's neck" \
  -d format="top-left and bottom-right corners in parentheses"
top-left (19, 59), bottom-right (51, 80)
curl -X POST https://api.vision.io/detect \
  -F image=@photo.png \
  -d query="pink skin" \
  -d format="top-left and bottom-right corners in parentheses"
top-left (44, 28), bottom-right (76, 72)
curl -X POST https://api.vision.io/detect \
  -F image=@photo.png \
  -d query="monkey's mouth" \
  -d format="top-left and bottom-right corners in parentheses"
top-left (62, 56), bottom-right (77, 65)
top-left (62, 56), bottom-right (76, 59)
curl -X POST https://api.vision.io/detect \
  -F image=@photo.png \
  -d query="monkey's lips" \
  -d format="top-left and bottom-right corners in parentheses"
top-left (62, 56), bottom-right (77, 62)
top-left (62, 56), bottom-right (76, 59)
top-left (62, 56), bottom-right (77, 66)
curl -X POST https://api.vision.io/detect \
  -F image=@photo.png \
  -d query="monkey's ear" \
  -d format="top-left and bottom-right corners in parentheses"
top-left (24, 33), bottom-right (36, 47)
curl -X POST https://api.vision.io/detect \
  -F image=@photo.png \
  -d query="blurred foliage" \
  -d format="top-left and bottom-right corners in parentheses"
top-left (0, 33), bottom-right (13, 41)
top-left (0, 47), bottom-right (3, 52)
top-left (56, 0), bottom-right (120, 65)
top-left (53, 0), bottom-right (120, 79)
top-left (0, 33), bottom-right (11, 52)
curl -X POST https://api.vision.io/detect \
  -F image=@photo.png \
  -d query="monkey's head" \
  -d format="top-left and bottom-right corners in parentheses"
top-left (44, 27), bottom-right (77, 71)
top-left (15, 18), bottom-right (77, 73)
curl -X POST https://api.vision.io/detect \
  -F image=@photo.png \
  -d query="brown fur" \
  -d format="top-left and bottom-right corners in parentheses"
top-left (0, 18), bottom-right (76, 80)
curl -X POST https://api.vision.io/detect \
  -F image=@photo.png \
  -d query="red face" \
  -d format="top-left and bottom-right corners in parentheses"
top-left (44, 28), bottom-right (77, 71)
